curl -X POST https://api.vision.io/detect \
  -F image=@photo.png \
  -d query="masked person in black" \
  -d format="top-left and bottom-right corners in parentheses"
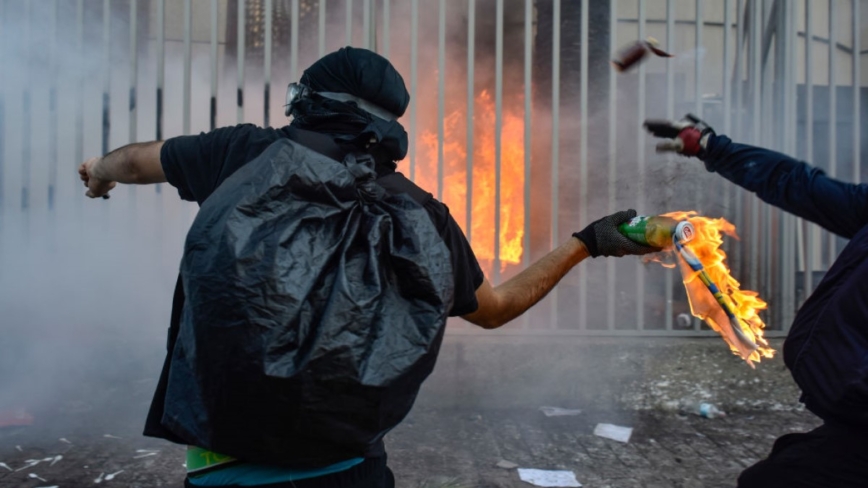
top-left (78, 47), bottom-right (657, 488)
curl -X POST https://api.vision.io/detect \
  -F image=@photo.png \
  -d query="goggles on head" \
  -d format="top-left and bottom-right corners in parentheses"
top-left (285, 82), bottom-right (398, 121)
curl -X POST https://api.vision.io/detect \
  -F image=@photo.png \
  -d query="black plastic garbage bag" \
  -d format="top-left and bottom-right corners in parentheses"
top-left (162, 139), bottom-right (454, 466)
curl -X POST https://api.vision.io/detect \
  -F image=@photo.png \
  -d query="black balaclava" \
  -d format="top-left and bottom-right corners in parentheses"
top-left (290, 47), bottom-right (410, 172)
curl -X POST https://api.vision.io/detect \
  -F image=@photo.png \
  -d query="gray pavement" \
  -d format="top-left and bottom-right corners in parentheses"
top-left (0, 405), bottom-right (819, 488)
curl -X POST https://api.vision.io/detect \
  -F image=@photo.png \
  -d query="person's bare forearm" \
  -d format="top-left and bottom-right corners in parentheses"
top-left (91, 141), bottom-right (165, 184)
top-left (471, 238), bottom-right (589, 328)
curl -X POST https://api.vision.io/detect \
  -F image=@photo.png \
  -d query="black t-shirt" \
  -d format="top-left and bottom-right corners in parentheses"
top-left (145, 124), bottom-right (484, 448)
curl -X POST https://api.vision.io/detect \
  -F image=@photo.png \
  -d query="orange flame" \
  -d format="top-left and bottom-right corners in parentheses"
top-left (417, 90), bottom-right (525, 273)
top-left (656, 211), bottom-right (775, 366)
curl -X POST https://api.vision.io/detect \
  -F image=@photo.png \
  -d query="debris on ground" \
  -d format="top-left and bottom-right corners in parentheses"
top-left (94, 472), bottom-right (105, 483)
top-left (133, 452), bottom-right (158, 459)
top-left (496, 459), bottom-right (518, 469)
top-left (15, 445), bottom-right (22, 452)
top-left (517, 468), bottom-right (582, 487)
top-left (102, 434), bottom-right (122, 439)
top-left (593, 423), bottom-right (633, 443)
top-left (58, 438), bottom-right (72, 444)
top-left (50, 455), bottom-right (63, 466)
top-left (0, 462), bottom-right (12, 471)
top-left (105, 470), bottom-right (124, 481)
top-left (539, 406), bottom-right (582, 417)
top-left (28, 472), bottom-right (48, 482)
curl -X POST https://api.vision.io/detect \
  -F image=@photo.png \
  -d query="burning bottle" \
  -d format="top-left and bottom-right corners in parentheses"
top-left (611, 37), bottom-right (674, 72)
top-left (618, 215), bottom-right (695, 248)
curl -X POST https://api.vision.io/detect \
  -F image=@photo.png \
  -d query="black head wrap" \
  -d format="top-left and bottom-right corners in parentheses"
top-left (291, 47), bottom-right (410, 170)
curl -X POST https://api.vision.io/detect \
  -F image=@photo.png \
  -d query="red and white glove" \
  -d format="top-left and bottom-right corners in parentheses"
top-left (643, 114), bottom-right (714, 157)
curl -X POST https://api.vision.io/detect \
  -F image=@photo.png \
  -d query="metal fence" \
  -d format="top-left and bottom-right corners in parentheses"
top-left (0, 0), bottom-right (864, 336)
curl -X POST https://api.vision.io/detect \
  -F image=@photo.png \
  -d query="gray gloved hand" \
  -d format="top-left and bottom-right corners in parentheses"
top-left (572, 209), bottom-right (661, 258)
top-left (643, 113), bottom-right (715, 156)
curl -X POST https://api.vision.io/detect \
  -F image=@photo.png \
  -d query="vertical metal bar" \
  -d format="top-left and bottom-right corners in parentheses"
top-left (21, 0), bottom-right (31, 211)
top-left (409, 0), bottom-right (417, 182)
top-left (852, 0), bottom-right (860, 184)
top-left (0, 0), bottom-right (6, 211)
top-left (346, 0), bottom-right (353, 46)
top-left (664, 0), bottom-right (675, 330)
top-left (493, 0), bottom-right (503, 284)
top-left (550, 0), bottom-right (561, 328)
top-left (291, 0), bottom-right (299, 84)
top-left (694, 0), bottom-right (704, 118)
top-left (437, 0), bottom-right (445, 202)
top-left (787, 0), bottom-right (798, 328)
top-left (467, 0), bottom-right (476, 245)
top-left (803, 0), bottom-right (814, 300)
top-left (363, 0), bottom-right (370, 49)
top-left (183, 0), bottom-right (192, 135)
top-left (264, 0), bottom-right (272, 127)
top-left (578, 0), bottom-right (589, 330)
top-left (522, 0), bottom-right (531, 269)
top-left (761, 0), bottom-right (773, 323)
top-left (156, 0), bottom-right (164, 138)
top-left (382, 0), bottom-right (390, 59)
top-left (734, 0), bottom-right (744, 140)
top-left (748, 0), bottom-right (761, 291)
top-left (723, 0), bottom-right (732, 137)
top-left (49, 0), bottom-right (59, 210)
top-left (211, 0), bottom-right (218, 131)
top-left (237, 0), bottom-right (246, 124)
top-left (129, 0), bottom-right (138, 143)
top-left (76, 0), bottom-right (85, 195)
top-left (319, 0), bottom-right (326, 58)
top-left (637, 0), bottom-right (647, 330)
top-left (606, 0), bottom-right (617, 331)
top-left (102, 0), bottom-right (110, 155)
top-left (827, 0), bottom-right (836, 266)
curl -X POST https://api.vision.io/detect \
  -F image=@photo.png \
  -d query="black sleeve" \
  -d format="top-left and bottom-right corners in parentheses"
top-left (424, 200), bottom-right (485, 316)
top-left (160, 124), bottom-right (260, 204)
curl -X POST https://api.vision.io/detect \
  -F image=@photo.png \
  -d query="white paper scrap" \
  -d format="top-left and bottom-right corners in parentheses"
top-left (539, 406), bottom-right (582, 417)
top-left (517, 469), bottom-right (582, 487)
top-left (593, 423), bottom-right (633, 443)
top-left (105, 470), bottom-right (124, 481)
top-left (133, 452), bottom-right (157, 459)
top-left (135, 449), bottom-right (160, 453)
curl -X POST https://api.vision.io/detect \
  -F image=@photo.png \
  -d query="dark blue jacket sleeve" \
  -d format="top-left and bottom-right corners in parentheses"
top-left (700, 135), bottom-right (868, 239)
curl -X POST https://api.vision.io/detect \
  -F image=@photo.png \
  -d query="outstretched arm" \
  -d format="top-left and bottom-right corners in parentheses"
top-left (462, 237), bottom-right (589, 329)
top-left (462, 209), bottom-right (658, 329)
top-left (645, 115), bottom-right (868, 239)
top-left (78, 141), bottom-right (166, 198)
top-left (700, 135), bottom-right (868, 239)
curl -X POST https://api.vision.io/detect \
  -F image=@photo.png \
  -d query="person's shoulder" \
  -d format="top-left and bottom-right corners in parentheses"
top-left (377, 171), bottom-right (434, 206)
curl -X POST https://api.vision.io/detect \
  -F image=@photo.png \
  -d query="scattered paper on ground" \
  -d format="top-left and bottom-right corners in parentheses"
top-left (517, 468), bottom-right (582, 487)
top-left (593, 423), bottom-right (633, 443)
top-left (539, 406), bottom-right (582, 417)
top-left (496, 459), bottom-right (518, 469)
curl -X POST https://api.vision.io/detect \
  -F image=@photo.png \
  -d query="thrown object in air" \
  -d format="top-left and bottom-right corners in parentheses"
top-left (612, 37), bottom-right (674, 72)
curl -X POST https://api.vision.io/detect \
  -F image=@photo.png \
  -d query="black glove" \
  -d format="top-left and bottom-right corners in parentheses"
top-left (643, 113), bottom-right (715, 157)
top-left (573, 209), bottom-right (661, 258)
